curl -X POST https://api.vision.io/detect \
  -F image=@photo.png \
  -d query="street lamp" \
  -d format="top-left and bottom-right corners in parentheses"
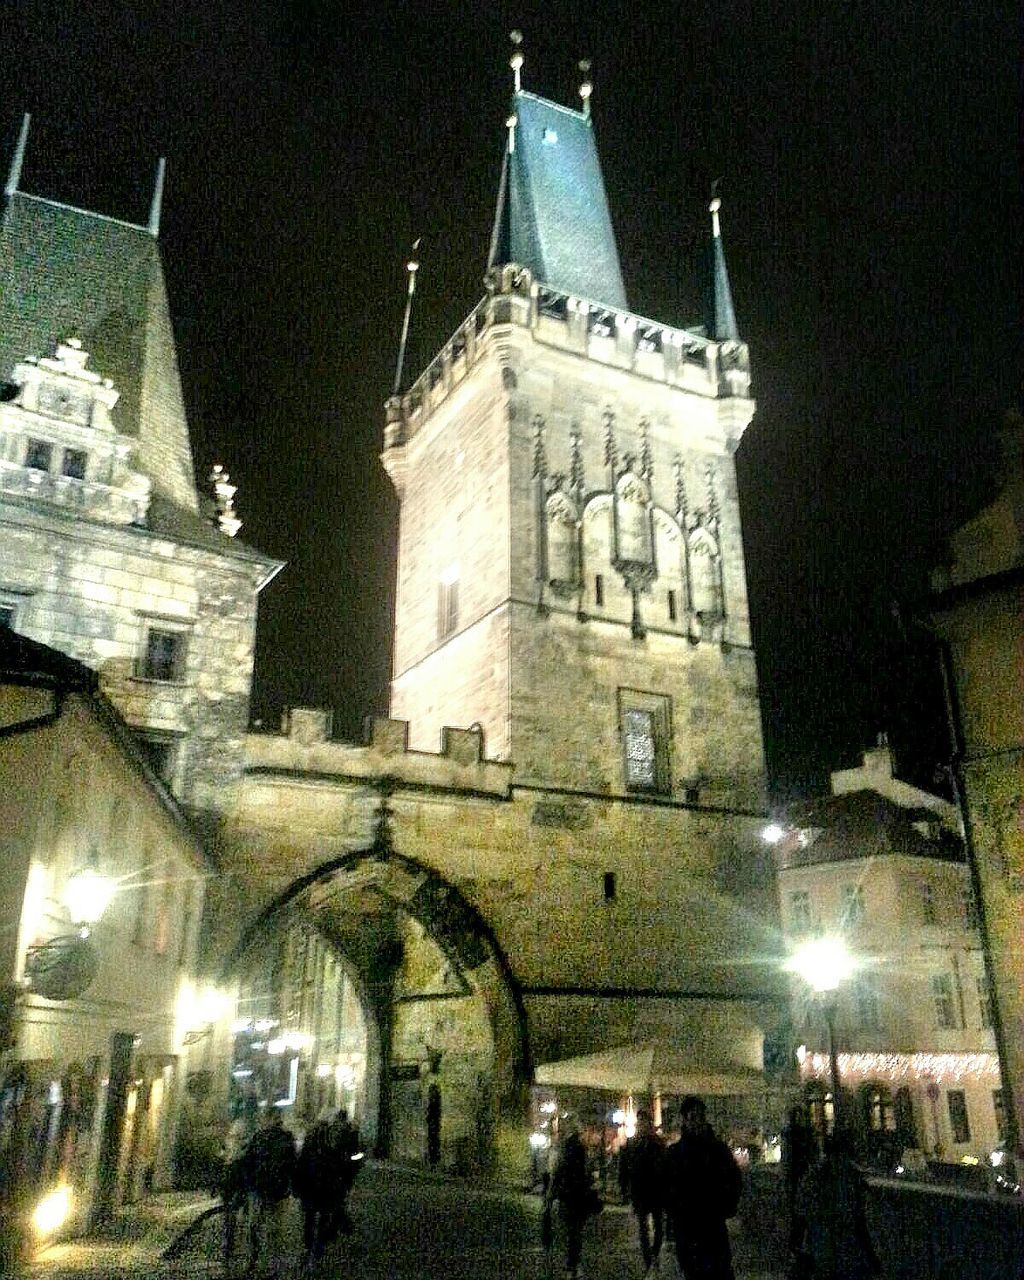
top-left (63, 867), bottom-right (115, 936)
top-left (787, 936), bottom-right (857, 1133)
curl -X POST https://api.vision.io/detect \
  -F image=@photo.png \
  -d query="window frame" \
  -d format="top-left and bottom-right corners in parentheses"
top-left (842, 882), bottom-right (867, 926)
top-left (25, 438), bottom-right (54, 472)
top-left (617, 688), bottom-right (672, 795)
top-left (931, 972), bottom-right (958, 1030)
top-left (947, 1089), bottom-right (971, 1144)
top-left (60, 446), bottom-right (89, 481)
top-left (436, 576), bottom-right (459, 641)
top-left (136, 619), bottom-right (191, 683)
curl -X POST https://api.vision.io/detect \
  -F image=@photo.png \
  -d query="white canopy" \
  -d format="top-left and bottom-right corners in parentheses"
top-left (534, 1041), bottom-right (764, 1097)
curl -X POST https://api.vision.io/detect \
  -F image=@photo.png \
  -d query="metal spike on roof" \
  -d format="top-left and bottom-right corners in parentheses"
top-left (148, 157), bottom-right (166, 237)
top-left (5, 114), bottom-right (30, 199)
top-left (704, 188), bottom-right (739, 342)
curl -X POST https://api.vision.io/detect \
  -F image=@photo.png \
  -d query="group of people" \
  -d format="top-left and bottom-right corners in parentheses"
top-left (221, 1102), bottom-right (362, 1276)
top-left (549, 1095), bottom-right (742, 1280)
top-left (550, 1095), bottom-right (881, 1280)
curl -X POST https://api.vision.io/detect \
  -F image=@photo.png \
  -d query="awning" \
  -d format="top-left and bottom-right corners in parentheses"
top-left (534, 1041), bottom-right (764, 1097)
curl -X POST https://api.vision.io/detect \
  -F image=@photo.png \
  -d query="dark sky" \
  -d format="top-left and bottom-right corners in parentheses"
top-left (3, 1), bottom-right (1020, 801)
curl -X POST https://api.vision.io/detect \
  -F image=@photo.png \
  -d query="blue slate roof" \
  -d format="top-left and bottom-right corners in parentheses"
top-left (488, 92), bottom-right (627, 310)
top-left (700, 210), bottom-right (739, 342)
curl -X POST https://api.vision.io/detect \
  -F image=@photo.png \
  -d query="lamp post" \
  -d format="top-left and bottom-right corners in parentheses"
top-left (787, 936), bottom-right (856, 1134)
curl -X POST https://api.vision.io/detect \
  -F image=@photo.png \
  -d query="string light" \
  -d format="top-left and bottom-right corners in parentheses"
top-left (798, 1050), bottom-right (999, 1086)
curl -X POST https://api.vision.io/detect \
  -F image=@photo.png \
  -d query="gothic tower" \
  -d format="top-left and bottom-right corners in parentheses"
top-left (384, 69), bottom-right (763, 811)
top-left (0, 122), bottom-right (282, 813)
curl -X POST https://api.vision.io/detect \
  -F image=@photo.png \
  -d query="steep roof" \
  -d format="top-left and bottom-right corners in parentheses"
top-left (0, 193), bottom-right (198, 512)
top-left (700, 199), bottom-right (739, 342)
top-left (488, 91), bottom-right (627, 310)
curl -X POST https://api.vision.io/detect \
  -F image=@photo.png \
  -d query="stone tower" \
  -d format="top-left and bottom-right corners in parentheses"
top-left (0, 123), bottom-right (282, 813)
top-left (384, 80), bottom-right (763, 811)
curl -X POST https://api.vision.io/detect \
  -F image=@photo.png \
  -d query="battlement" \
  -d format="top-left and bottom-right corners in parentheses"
top-left (244, 709), bottom-right (514, 798)
top-left (383, 266), bottom-right (751, 452)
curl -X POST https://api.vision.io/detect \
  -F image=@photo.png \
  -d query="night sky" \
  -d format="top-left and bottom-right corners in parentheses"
top-left (4, 1), bottom-right (1020, 801)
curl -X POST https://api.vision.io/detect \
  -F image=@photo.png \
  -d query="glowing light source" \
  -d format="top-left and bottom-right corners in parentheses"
top-left (529, 1131), bottom-right (550, 1149)
top-left (797, 1050), bottom-right (1000, 1086)
top-left (316, 1063), bottom-right (333, 1079)
top-left (761, 823), bottom-right (786, 845)
top-left (32, 1185), bottom-right (72, 1236)
top-left (64, 868), bottom-right (114, 928)
top-left (786, 936), bottom-right (856, 993)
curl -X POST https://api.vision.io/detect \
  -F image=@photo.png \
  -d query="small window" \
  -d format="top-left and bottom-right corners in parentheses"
top-left (25, 439), bottom-right (53, 471)
top-left (61, 447), bottom-right (88, 480)
top-left (789, 890), bottom-right (813, 934)
top-left (0, 603), bottom-right (15, 629)
top-left (140, 627), bottom-right (187, 682)
top-left (867, 1086), bottom-right (895, 1132)
top-left (977, 976), bottom-right (993, 1030)
top-left (603, 871), bottom-right (616, 901)
top-left (947, 1089), bottom-right (970, 1144)
top-left (921, 881), bottom-right (937, 926)
top-left (667, 589), bottom-right (677, 622)
top-left (594, 573), bottom-right (604, 607)
top-left (842, 883), bottom-right (866, 926)
top-left (437, 576), bottom-right (459, 640)
top-left (931, 973), bottom-right (957, 1030)
top-left (619, 690), bottom-right (671, 794)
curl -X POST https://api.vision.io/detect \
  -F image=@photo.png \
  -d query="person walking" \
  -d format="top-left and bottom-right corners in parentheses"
top-left (293, 1112), bottom-right (335, 1267)
top-left (781, 1104), bottom-right (817, 1223)
top-left (221, 1097), bottom-right (258, 1276)
top-left (618, 1108), bottom-right (666, 1276)
top-left (245, 1107), bottom-right (296, 1278)
top-left (789, 1134), bottom-right (881, 1280)
top-left (550, 1126), bottom-right (597, 1279)
top-left (665, 1095), bottom-right (742, 1280)
top-left (325, 1108), bottom-right (362, 1242)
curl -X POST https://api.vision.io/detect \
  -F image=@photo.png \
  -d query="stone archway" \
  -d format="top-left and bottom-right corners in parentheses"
top-left (221, 844), bottom-right (529, 1172)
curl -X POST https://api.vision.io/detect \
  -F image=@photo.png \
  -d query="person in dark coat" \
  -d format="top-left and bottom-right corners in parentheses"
top-left (781, 1104), bottom-right (817, 1220)
top-left (293, 1114), bottom-right (335, 1264)
top-left (324, 1109), bottom-right (361, 1242)
top-left (618, 1108), bottom-right (666, 1275)
top-left (221, 1097), bottom-right (258, 1275)
top-left (665, 1095), bottom-right (742, 1280)
top-left (550, 1127), bottom-right (594, 1279)
top-left (790, 1133), bottom-right (881, 1280)
top-left (244, 1108), bottom-right (296, 1277)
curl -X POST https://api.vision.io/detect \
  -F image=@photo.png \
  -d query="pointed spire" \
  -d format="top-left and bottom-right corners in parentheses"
top-left (148, 157), bottom-right (166, 237)
top-left (639, 417), bottom-right (653, 485)
top-left (603, 408), bottom-right (618, 471)
top-left (509, 31), bottom-right (524, 93)
top-left (674, 455), bottom-right (688, 524)
top-left (703, 184), bottom-right (739, 342)
top-left (578, 59), bottom-right (593, 120)
top-left (5, 113), bottom-right (30, 199)
top-left (570, 424), bottom-right (585, 503)
top-left (392, 239), bottom-right (421, 397)
top-left (532, 415), bottom-right (547, 480)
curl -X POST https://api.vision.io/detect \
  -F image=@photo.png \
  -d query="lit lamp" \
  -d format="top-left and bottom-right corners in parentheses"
top-left (63, 867), bottom-right (115, 937)
top-left (786, 936), bottom-right (856, 1132)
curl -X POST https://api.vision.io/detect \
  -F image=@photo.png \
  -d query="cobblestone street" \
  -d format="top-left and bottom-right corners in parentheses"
top-left (28, 1164), bottom-right (787, 1280)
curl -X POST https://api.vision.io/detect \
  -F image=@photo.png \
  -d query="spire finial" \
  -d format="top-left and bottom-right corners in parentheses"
top-left (509, 30), bottom-right (524, 93)
top-left (703, 178), bottom-right (739, 342)
top-left (5, 113), bottom-right (30, 199)
top-left (709, 177), bottom-right (722, 238)
top-left (392, 238), bottom-right (421, 397)
top-left (578, 59), bottom-right (593, 120)
top-left (148, 157), bottom-right (166, 237)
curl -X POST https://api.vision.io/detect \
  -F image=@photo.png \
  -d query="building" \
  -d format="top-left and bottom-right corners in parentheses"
top-left (0, 121), bottom-right (282, 817)
top-left (929, 409), bottom-right (1024, 1158)
top-left (0, 629), bottom-right (209, 1253)
top-left (777, 740), bottom-right (1003, 1163)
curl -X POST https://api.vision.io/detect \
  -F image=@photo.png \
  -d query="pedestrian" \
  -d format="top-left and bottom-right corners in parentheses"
top-left (550, 1125), bottom-right (599, 1279)
top-left (244, 1107), bottom-right (297, 1277)
top-left (618, 1108), bottom-right (666, 1276)
top-left (781, 1104), bottom-right (817, 1220)
top-left (221, 1096), bottom-right (258, 1276)
top-left (293, 1111), bottom-right (335, 1266)
top-left (789, 1133), bottom-right (881, 1280)
top-left (665, 1095), bottom-right (742, 1280)
top-left (324, 1108), bottom-right (362, 1242)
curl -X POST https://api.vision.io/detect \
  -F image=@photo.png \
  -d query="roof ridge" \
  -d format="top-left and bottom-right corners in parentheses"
top-left (515, 90), bottom-right (588, 123)
top-left (11, 191), bottom-right (150, 234)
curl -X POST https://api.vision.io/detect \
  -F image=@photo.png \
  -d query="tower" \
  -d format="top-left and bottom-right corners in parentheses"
top-left (384, 65), bottom-right (763, 811)
top-left (0, 121), bottom-right (282, 813)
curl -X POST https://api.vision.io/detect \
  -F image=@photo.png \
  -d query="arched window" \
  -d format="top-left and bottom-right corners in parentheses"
top-left (583, 495), bottom-right (626, 615)
top-left (653, 510), bottom-right (686, 627)
top-left (689, 527), bottom-right (722, 618)
top-left (614, 472), bottom-right (653, 567)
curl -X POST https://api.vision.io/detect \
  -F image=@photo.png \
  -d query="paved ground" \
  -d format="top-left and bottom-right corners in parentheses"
top-left (28, 1164), bottom-right (789, 1280)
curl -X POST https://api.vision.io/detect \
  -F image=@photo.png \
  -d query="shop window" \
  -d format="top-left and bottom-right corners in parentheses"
top-left (61, 448), bottom-right (88, 480)
top-left (619, 690), bottom-right (671, 794)
top-left (138, 626), bottom-right (187, 682)
top-left (25, 438), bottom-right (53, 471)
top-left (931, 973), bottom-right (957, 1030)
top-left (947, 1089), bottom-right (970, 1144)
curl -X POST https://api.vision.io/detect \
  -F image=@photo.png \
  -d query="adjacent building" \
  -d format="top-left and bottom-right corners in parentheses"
top-left (777, 740), bottom-right (1004, 1163)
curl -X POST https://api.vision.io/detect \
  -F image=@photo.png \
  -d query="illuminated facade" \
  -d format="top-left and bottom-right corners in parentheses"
top-left (779, 741), bottom-right (1003, 1161)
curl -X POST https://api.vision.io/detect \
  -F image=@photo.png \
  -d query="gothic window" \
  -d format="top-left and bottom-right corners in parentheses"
top-left (594, 574), bottom-right (604, 607)
top-left (545, 493), bottom-right (578, 590)
top-left (689, 528), bottom-right (722, 617)
top-left (654, 509), bottom-right (685, 628)
top-left (138, 624), bottom-right (188, 682)
top-left (583, 496), bottom-right (622, 614)
top-left (931, 973), bottom-right (957, 1030)
top-left (25, 438), bottom-right (53, 471)
top-left (947, 1090), bottom-right (971, 1144)
top-left (618, 690), bottom-right (671, 794)
top-left (614, 473), bottom-right (653, 566)
top-left (437, 574), bottom-right (459, 640)
top-left (61, 447), bottom-right (88, 480)
top-left (667, 590), bottom-right (677, 621)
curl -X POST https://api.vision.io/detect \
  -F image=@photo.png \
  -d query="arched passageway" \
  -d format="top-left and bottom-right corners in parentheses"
top-left (222, 845), bottom-right (529, 1174)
